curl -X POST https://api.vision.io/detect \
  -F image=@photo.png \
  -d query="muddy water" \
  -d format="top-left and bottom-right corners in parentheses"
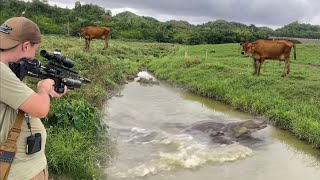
top-left (104, 72), bottom-right (320, 180)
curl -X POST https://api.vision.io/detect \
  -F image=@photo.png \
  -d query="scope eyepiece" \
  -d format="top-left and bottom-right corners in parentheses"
top-left (40, 49), bottom-right (75, 68)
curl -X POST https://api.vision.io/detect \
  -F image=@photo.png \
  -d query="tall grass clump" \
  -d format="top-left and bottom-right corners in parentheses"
top-left (44, 98), bottom-right (113, 179)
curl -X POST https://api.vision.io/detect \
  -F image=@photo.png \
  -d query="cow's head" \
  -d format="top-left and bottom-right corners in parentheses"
top-left (240, 42), bottom-right (252, 55)
top-left (76, 28), bottom-right (85, 36)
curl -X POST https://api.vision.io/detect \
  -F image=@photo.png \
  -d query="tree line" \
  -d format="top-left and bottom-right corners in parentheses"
top-left (1, 0), bottom-right (320, 45)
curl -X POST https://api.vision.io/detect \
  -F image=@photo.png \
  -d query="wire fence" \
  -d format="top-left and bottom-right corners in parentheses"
top-left (269, 37), bottom-right (320, 44)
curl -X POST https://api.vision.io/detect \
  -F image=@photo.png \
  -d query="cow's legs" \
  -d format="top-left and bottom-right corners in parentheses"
top-left (256, 61), bottom-right (262, 75)
top-left (257, 59), bottom-right (264, 75)
top-left (252, 59), bottom-right (257, 75)
top-left (286, 58), bottom-right (290, 74)
top-left (253, 59), bottom-right (262, 75)
top-left (104, 33), bottom-right (109, 49)
top-left (282, 59), bottom-right (289, 77)
top-left (257, 62), bottom-right (261, 75)
top-left (85, 38), bottom-right (89, 49)
top-left (88, 39), bottom-right (91, 50)
top-left (103, 38), bottom-right (108, 49)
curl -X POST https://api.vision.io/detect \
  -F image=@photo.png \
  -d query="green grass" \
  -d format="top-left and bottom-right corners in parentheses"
top-left (148, 43), bottom-right (320, 148)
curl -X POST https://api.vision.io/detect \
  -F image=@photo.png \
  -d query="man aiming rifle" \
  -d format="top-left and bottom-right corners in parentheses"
top-left (9, 49), bottom-right (91, 93)
top-left (0, 17), bottom-right (89, 180)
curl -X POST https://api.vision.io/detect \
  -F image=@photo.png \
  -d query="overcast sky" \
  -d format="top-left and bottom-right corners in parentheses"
top-left (44, 0), bottom-right (320, 29)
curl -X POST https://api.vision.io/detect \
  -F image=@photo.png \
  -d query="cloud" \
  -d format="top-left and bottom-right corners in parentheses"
top-left (47, 0), bottom-right (320, 28)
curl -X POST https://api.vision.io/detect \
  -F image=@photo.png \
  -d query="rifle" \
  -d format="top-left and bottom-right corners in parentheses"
top-left (9, 49), bottom-right (91, 93)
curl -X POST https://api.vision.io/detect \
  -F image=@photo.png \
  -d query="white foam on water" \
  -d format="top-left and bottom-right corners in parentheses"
top-left (109, 132), bottom-right (253, 179)
top-left (158, 143), bottom-right (252, 170)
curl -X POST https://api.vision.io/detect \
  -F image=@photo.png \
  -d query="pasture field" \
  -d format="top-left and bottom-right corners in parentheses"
top-left (32, 35), bottom-right (320, 178)
top-left (148, 43), bottom-right (320, 148)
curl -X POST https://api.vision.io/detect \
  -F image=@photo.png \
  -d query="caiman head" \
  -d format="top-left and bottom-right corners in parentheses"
top-left (233, 120), bottom-right (267, 138)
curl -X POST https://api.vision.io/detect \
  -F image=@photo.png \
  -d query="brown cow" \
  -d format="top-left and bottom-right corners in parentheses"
top-left (241, 40), bottom-right (296, 59)
top-left (240, 40), bottom-right (296, 77)
top-left (77, 26), bottom-right (112, 50)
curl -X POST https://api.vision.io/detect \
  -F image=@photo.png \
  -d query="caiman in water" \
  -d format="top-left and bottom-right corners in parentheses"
top-left (185, 120), bottom-right (268, 144)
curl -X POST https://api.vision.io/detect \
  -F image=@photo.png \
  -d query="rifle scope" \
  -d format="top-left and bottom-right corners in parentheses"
top-left (40, 49), bottom-right (75, 68)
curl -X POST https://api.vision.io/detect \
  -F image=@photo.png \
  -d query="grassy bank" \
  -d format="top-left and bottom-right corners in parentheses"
top-left (148, 43), bottom-right (320, 148)
top-left (28, 35), bottom-right (176, 179)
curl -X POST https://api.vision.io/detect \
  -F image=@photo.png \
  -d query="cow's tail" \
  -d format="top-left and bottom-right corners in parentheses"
top-left (293, 43), bottom-right (296, 60)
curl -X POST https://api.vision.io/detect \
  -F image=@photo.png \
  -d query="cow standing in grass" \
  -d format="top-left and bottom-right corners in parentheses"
top-left (240, 40), bottom-right (296, 77)
top-left (77, 26), bottom-right (112, 50)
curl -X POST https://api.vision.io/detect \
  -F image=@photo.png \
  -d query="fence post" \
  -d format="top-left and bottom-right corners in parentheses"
top-left (206, 49), bottom-right (208, 61)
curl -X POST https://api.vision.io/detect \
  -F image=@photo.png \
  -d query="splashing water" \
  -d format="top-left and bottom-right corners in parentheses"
top-left (109, 131), bottom-right (253, 178)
